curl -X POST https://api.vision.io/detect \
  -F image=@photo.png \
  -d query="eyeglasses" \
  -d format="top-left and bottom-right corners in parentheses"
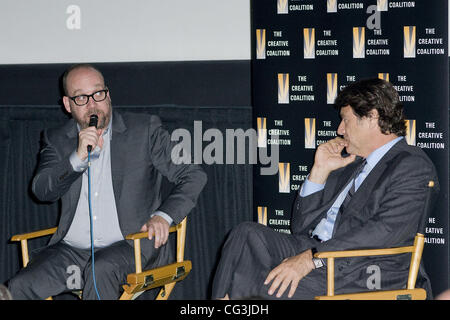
top-left (68, 89), bottom-right (109, 106)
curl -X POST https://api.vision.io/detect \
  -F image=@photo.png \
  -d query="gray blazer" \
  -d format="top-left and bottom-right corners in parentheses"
top-left (291, 139), bottom-right (439, 296)
top-left (32, 111), bottom-right (207, 258)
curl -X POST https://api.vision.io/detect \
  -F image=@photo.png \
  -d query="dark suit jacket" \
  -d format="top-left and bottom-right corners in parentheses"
top-left (291, 139), bottom-right (439, 296)
top-left (32, 111), bottom-right (207, 258)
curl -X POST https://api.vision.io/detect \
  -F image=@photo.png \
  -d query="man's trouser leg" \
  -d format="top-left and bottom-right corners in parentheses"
top-left (8, 242), bottom-right (90, 300)
top-left (82, 240), bottom-right (147, 300)
top-left (9, 239), bottom-right (165, 300)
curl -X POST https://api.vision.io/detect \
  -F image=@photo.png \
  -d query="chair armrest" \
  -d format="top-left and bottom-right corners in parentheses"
top-left (125, 217), bottom-right (188, 274)
top-left (11, 227), bottom-right (57, 267)
top-left (314, 235), bottom-right (425, 297)
top-left (125, 226), bottom-right (177, 240)
top-left (11, 227), bottom-right (57, 241)
top-left (314, 246), bottom-right (415, 259)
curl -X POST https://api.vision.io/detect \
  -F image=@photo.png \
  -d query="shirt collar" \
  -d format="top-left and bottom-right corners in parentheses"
top-left (365, 136), bottom-right (403, 169)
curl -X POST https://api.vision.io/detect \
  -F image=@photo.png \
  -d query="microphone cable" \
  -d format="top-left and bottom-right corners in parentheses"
top-left (88, 150), bottom-right (101, 300)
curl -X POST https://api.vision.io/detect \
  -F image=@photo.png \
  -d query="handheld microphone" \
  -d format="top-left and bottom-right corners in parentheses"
top-left (87, 114), bottom-right (98, 152)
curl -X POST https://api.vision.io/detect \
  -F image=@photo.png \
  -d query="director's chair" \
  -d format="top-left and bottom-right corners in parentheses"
top-left (11, 217), bottom-right (191, 300)
top-left (314, 180), bottom-right (436, 300)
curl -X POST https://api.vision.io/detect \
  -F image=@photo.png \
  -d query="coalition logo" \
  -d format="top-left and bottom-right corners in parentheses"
top-left (404, 26), bottom-right (416, 58)
top-left (304, 118), bottom-right (316, 149)
top-left (405, 119), bottom-right (416, 146)
top-left (257, 206), bottom-right (268, 225)
top-left (257, 117), bottom-right (267, 148)
top-left (278, 162), bottom-right (290, 193)
top-left (353, 27), bottom-right (365, 58)
top-left (278, 73), bottom-right (289, 104)
top-left (327, 0), bottom-right (337, 13)
top-left (303, 28), bottom-right (315, 59)
top-left (256, 29), bottom-right (266, 60)
top-left (277, 0), bottom-right (288, 14)
top-left (327, 73), bottom-right (338, 104)
top-left (377, 0), bottom-right (388, 11)
top-left (378, 73), bottom-right (390, 82)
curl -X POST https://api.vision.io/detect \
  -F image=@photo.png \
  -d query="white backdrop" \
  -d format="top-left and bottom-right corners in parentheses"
top-left (0, 0), bottom-right (250, 64)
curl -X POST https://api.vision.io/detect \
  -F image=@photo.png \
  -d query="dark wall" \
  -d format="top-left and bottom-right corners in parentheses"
top-left (0, 60), bottom-right (251, 107)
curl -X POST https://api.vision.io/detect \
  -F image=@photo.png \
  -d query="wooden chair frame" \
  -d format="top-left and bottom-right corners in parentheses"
top-left (314, 233), bottom-right (426, 300)
top-left (11, 217), bottom-right (191, 300)
top-left (120, 217), bottom-right (191, 300)
top-left (314, 181), bottom-right (435, 300)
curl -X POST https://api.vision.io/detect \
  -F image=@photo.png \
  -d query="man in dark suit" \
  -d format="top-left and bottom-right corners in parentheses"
top-left (8, 64), bottom-right (207, 299)
top-left (212, 78), bottom-right (438, 299)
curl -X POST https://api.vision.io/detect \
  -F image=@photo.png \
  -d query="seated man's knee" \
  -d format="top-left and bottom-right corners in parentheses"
top-left (84, 258), bottom-right (118, 284)
top-left (232, 221), bottom-right (263, 234)
top-left (7, 275), bottom-right (23, 299)
top-left (228, 221), bottom-right (267, 244)
top-left (8, 271), bottom-right (41, 299)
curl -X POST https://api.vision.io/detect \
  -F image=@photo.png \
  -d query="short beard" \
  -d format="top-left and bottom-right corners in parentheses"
top-left (77, 108), bottom-right (111, 130)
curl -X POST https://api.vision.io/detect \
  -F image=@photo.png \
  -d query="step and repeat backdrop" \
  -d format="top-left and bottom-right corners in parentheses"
top-left (252, 0), bottom-right (449, 295)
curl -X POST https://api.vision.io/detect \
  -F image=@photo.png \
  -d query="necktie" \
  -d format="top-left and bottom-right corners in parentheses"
top-left (338, 159), bottom-right (367, 214)
top-left (310, 159), bottom-right (368, 242)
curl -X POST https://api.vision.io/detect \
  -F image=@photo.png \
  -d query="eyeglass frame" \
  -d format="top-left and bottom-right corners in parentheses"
top-left (68, 88), bottom-right (109, 106)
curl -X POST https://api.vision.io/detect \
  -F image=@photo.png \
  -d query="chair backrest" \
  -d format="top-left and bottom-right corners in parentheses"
top-left (417, 180), bottom-right (438, 234)
top-left (315, 180), bottom-right (439, 300)
top-left (407, 180), bottom-right (438, 289)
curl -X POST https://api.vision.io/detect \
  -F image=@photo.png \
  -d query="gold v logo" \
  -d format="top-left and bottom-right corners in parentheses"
top-left (327, 73), bottom-right (338, 104)
top-left (278, 73), bottom-right (289, 104)
top-left (405, 120), bottom-right (416, 146)
top-left (378, 73), bottom-right (389, 82)
top-left (304, 118), bottom-right (316, 149)
top-left (327, 0), bottom-right (337, 13)
top-left (257, 206), bottom-right (268, 225)
top-left (404, 26), bottom-right (416, 58)
top-left (377, 0), bottom-right (388, 11)
top-left (256, 29), bottom-right (266, 59)
top-left (353, 27), bottom-right (365, 58)
top-left (257, 117), bottom-right (267, 148)
top-left (279, 162), bottom-right (290, 193)
top-left (303, 28), bottom-right (315, 59)
top-left (277, 0), bottom-right (288, 14)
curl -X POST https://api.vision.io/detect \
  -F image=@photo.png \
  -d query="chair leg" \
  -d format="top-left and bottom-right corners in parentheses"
top-left (119, 290), bottom-right (135, 300)
top-left (120, 283), bottom-right (140, 300)
top-left (156, 283), bottom-right (176, 300)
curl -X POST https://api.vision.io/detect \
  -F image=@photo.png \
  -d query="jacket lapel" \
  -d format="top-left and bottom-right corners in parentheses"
top-left (334, 140), bottom-right (405, 228)
top-left (110, 111), bottom-right (127, 204)
top-left (321, 157), bottom-right (364, 206)
top-left (64, 120), bottom-right (82, 217)
top-left (299, 158), bottom-right (363, 235)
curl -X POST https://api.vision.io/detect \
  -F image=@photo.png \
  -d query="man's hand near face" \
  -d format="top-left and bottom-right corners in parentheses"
top-left (308, 137), bottom-right (356, 184)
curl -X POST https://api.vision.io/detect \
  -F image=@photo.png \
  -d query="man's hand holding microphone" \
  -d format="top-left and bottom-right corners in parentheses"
top-left (77, 115), bottom-right (104, 160)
